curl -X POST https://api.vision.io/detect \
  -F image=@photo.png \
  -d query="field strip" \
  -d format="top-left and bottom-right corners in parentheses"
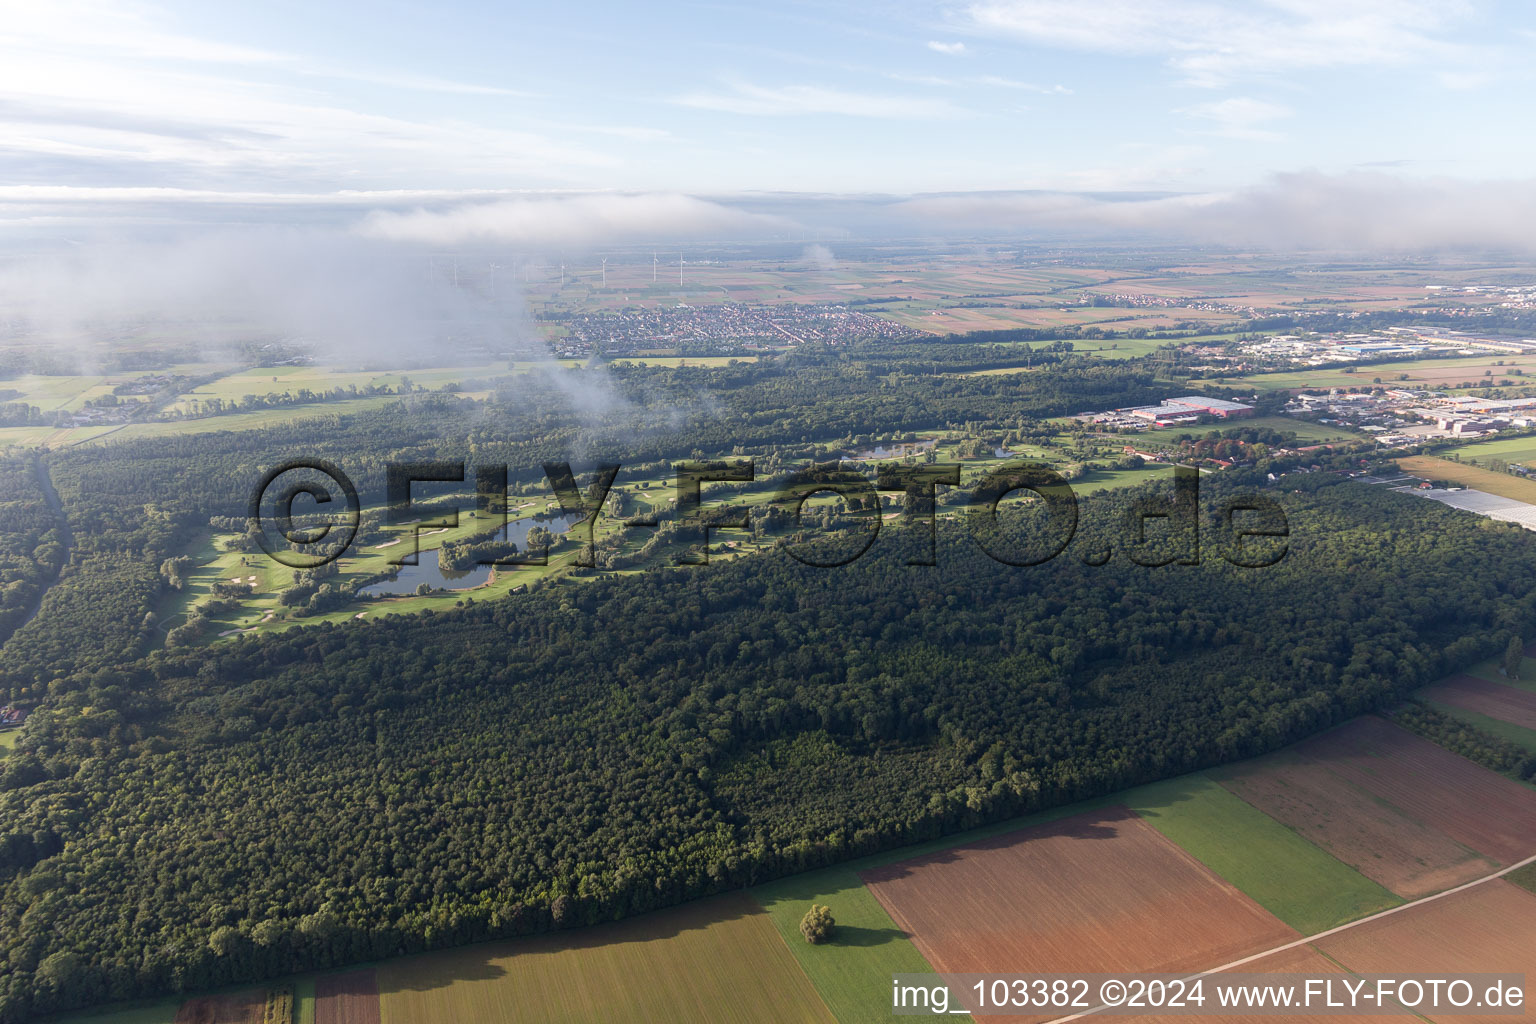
top-left (1041, 849), bottom-right (1536, 1023)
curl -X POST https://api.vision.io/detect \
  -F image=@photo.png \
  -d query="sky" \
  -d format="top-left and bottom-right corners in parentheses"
top-left (1, 0), bottom-right (1535, 246)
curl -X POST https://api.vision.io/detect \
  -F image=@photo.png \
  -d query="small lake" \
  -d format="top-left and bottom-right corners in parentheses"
top-left (361, 512), bottom-right (584, 596)
top-left (850, 439), bottom-right (937, 461)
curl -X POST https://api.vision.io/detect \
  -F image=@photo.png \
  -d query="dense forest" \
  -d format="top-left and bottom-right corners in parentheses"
top-left (2, 354), bottom-right (1534, 1020)
top-left (0, 457), bottom-right (65, 648)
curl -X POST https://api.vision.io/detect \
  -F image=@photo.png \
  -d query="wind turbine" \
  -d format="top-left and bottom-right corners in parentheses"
top-left (601, 257), bottom-right (608, 289)
top-left (652, 252), bottom-right (658, 284)
top-left (560, 263), bottom-right (566, 288)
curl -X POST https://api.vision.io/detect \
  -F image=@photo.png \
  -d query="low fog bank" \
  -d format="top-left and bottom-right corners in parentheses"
top-left (0, 229), bottom-right (557, 369)
top-left (3, 172), bottom-right (1534, 372)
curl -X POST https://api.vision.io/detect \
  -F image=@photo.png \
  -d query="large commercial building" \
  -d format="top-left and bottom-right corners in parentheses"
top-left (1123, 396), bottom-right (1256, 425)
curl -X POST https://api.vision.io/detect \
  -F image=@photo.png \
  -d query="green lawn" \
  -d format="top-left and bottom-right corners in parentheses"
top-left (1443, 435), bottom-right (1536, 467)
top-left (0, 730), bottom-right (19, 756)
top-left (1072, 464), bottom-right (1169, 494)
top-left (752, 868), bottom-right (948, 1024)
top-left (1128, 774), bottom-right (1402, 934)
top-left (295, 976), bottom-right (316, 1024)
top-left (1242, 415), bottom-right (1363, 442)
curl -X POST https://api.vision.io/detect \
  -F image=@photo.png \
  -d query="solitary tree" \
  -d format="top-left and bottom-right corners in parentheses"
top-left (800, 904), bottom-right (835, 944)
top-left (1504, 635), bottom-right (1524, 680)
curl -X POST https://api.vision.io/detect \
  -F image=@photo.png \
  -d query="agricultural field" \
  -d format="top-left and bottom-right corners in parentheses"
top-left (1234, 717), bottom-right (1536, 869)
top-left (51, 984), bottom-right (312, 1024)
top-left (1418, 673), bottom-right (1536, 754)
top-left (1311, 880), bottom-right (1536, 1014)
top-left (51, 703), bottom-right (1536, 1024)
top-left (0, 365), bottom-right (221, 413)
top-left (0, 423), bottom-right (125, 450)
top-left (752, 868), bottom-right (942, 1024)
top-left (1443, 434), bottom-right (1536, 470)
top-left (876, 303), bottom-right (1234, 336)
top-left (375, 893), bottom-right (833, 1024)
top-left (1396, 455), bottom-right (1536, 504)
top-left (1420, 674), bottom-right (1536, 731)
top-left (1126, 775), bottom-right (1400, 931)
top-left (158, 363), bottom-right (502, 416)
top-left (516, 252), bottom-right (1474, 341)
top-left (1206, 352), bottom-right (1536, 391)
top-left (859, 806), bottom-right (1298, 981)
top-left (313, 973), bottom-right (377, 1024)
top-left (172, 989), bottom-right (268, 1024)
top-left (1213, 741), bottom-right (1499, 899)
top-left (1130, 945), bottom-right (1424, 1024)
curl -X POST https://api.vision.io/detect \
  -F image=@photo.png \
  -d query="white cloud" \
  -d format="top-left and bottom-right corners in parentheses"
top-left (0, 0), bottom-right (282, 65)
top-left (1179, 96), bottom-right (1293, 140)
top-left (356, 192), bottom-right (800, 247)
top-left (0, 0), bottom-right (595, 194)
top-left (890, 171), bottom-right (1536, 252)
top-left (671, 81), bottom-right (969, 118)
top-left (958, 0), bottom-right (1482, 86)
top-left (1436, 69), bottom-right (1493, 90)
top-left (296, 66), bottom-right (536, 98)
top-left (976, 76), bottom-right (1072, 94)
top-left (927, 40), bottom-right (969, 55)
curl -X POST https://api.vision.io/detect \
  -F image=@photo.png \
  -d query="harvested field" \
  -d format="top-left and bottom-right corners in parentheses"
top-left (1131, 945), bottom-right (1422, 1024)
top-left (314, 972), bottom-right (379, 1024)
top-left (859, 806), bottom-right (1296, 983)
top-left (174, 990), bottom-right (266, 1024)
top-left (1314, 881), bottom-right (1536, 1024)
top-left (1396, 455), bottom-right (1536, 504)
top-left (1420, 674), bottom-right (1536, 730)
top-left (1214, 750), bottom-right (1496, 899)
top-left (377, 891), bottom-right (832, 1024)
top-left (1279, 717), bottom-right (1536, 866)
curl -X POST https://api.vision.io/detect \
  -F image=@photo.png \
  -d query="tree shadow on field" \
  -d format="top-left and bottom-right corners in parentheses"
top-left (831, 923), bottom-right (909, 947)
top-left (859, 806), bottom-right (1129, 885)
top-left (374, 890), bottom-right (760, 994)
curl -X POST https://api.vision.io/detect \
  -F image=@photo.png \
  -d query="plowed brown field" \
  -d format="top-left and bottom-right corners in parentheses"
top-left (1421, 674), bottom-right (1536, 730)
top-left (1301, 717), bottom-right (1536, 863)
top-left (860, 806), bottom-right (1295, 1021)
top-left (315, 970), bottom-right (380, 1024)
top-left (1127, 945), bottom-right (1422, 1024)
top-left (1314, 881), bottom-right (1536, 1024)
top-left (174, 990), bottom-right (265, 1024)
top-left (1214, 751), bottom-right (1496, 898)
